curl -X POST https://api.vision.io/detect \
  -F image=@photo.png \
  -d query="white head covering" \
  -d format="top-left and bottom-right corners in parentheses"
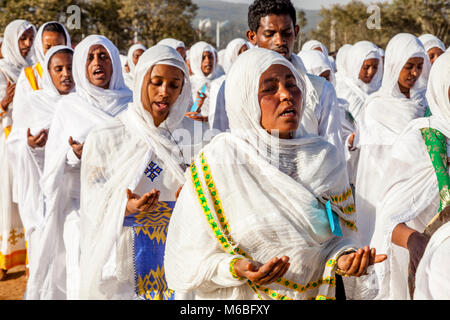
top-left (73, 35), bottom-right (132, 113)
top-left (345, 41), bottom-right (383, 95)
top-left (335, 44), bottom-right (352, 78)
top-left (298, 49), bottom-right (336, 86)
top-left (188, 41), bottom-right (217, 80)
top-left (418, 34), bottom-right (446, 53)
top-left (0, 19), bottom-right (36, 81)
top-left (222, 38), bottom-right (248, 73)
top-left (426, 51), bottom-right (450, 120)
top-left (157, 38), bottom-right (185, 51)
top-left (379, 33), bottom-right (430, 99)
top-left (301, 40), bottom-right (329, 57)
top-left (33, 21), bottom-right (71, 64)
top-left (358, 33), bottom-right (431, 146)
top-left (79, 44), bottom-right (192, 299)
top-left (126, 43), bottom-right (147, 75)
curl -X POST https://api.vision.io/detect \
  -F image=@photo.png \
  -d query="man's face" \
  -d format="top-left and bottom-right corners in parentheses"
top-left (247, 14), bottom-right (299, 60)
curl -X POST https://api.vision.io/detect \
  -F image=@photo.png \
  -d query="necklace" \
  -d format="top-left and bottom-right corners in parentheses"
top-left (162, 123), bottom-right (188, 170)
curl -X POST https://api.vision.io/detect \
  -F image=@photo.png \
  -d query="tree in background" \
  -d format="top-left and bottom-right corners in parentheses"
top-left (0, 0), bottom-right (199, 52)
top-left (309, 0), bottom-right (448, 51)
top-left (294, 9), bottom-right (308, 53)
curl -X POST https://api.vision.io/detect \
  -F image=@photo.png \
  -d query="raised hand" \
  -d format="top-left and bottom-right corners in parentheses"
top-left (1, 79), bottom-right (16, 113)
top-left (68, 136), bottom-right (84, 159)
top-left (336, 246), bottom-right (387, 277)
top-left (27, 128), bottom-right (48, 148)
top-left (125, 188), bottom-right (160, 216)
top-left (234, 256), bottom-right (290, 285)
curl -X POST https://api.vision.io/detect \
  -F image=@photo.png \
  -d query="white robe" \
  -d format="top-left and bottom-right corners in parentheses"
top-left (165, 48), bottom-right (362, 300)
top-left (24, 35), bottom-right (131, 300)
top-left (355, 33), bottom-right (431, 247)
top-left (79, 45), bottom-right (190, 299)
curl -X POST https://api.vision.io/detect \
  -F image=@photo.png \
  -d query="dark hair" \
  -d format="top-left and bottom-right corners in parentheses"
top-left (43, 22), bottom-right (67, 43)
top-left (248, 0), bottom-right (297, 32)
top-left (48, 48), bottom-right (73, 69)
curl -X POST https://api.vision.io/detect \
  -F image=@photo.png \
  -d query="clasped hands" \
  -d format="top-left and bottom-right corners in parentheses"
top-left (233, 246), bottom-right (387, 286)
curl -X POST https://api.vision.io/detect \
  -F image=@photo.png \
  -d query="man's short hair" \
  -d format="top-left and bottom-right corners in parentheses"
top-left (248, 0), bottom-right (297, 32)
top-left (43, 22), bottom-right (67, 43)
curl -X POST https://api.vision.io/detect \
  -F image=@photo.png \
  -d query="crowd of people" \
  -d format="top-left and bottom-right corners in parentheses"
top-left (0, 0), bottom-right (448, 300)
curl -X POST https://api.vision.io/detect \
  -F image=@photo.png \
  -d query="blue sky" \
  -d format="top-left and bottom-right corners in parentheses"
top-left (222, 0), bottom-right (389, 10)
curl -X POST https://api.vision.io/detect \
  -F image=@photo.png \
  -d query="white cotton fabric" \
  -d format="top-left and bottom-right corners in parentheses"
top-left (222, 38), bottom-right (248, 74)
top-left (7, 45), bottom-right (73, 244)
top-left (33, 22), bottom-right (72, 65)
top-left (298, 49), bottom-right (336, 86)
top-left (418, 34), bottom-right (446, 53)
top-left (157, 38), bottom-right (185, 51)
top-left (355, 33), bottom-right (431, 248)
top-left (25, 35), bottom-right (132, 300)
top-left (301, 40), bottom-right (329, 57)
top-left (370, 51), bottom-right (450, 300)
top-left (414, 222), bottom-right (450, 300)
top-left (165, 48), bottom-right (361, 300)
top-left (124, 43), bottom-right (147, 88)
top-left (335, 44), bottom-right (352, 85)
top-left (79, 44), bottom-right (191, 299)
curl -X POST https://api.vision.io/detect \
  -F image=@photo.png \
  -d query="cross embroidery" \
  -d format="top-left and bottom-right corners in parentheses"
top-left (144, 161), bottom-right (163, 182)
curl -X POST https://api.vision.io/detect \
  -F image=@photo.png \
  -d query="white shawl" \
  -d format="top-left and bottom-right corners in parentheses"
top-left (298, 49), bottom-right (336, 86)
top-left (418, 34), bottom-right (446, 53)
top-left (222, 38), bottom-right (248, 74)
top-left (371, 51), bottom-right (450, 300)
top-left (79, 45), bottom-right (191, 299)
top-left (33, 21), bottom-right (72, 66)
top-left (25, 35), bottom-right (131, 300)
top-left (165, 48), bottom-right (359, 300)
top-left (157, 38), bottom-right (185, 51)
top-left (301, 40), bottom-right (329, 57)
top-left (124, 43), bottom-right (147, 89)
top-left (7, 45), bottom-right (74, 237)
top-left (335, 41), bottom-right (383, 121)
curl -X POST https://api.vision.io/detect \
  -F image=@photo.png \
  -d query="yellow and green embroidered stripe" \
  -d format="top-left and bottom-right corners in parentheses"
top-left (193, 152), bottom-right (338, 299)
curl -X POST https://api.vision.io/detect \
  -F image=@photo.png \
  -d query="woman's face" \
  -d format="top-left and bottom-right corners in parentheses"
top-left (427, 47), bottom-right (444, 65)
top-left (42, 31), bottom-right (66, 56)
top-left (85, 44), bottom-right (113, 89)
top-left (176, 47), bottom-right (187, 61)
top-left (18, 27), bottom-right (35, 58)
top-left (319, 70), bottom-right (331, 82)
top-left (201, 51), bottom-right (214, 76)
top-left (359, 58), bottom-right (379, 84)
top-left (398, 57), bottom-right (424, 92)
top-left (132, 48), bottom-right (145, 66)
top-left (258, 64), bottom-right (302, 139)
top-left (141, 64), bottom-right (184, 127)
top-left (238, 44), bottom-right (248, 55)
top-left (49, 52), bottom-right (74, 95)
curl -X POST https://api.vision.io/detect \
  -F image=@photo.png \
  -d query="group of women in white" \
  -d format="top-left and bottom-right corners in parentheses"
top-left (0, 0), bottom-right (448, 301)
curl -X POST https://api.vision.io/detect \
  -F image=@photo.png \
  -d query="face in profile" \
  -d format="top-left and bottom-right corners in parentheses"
top-left (141, 64), bottom-right (184, 127)
top-left (427, 47), bottom-right (444, 65)
top-left (42, 31), bottom-right (66, 56)
top-left (359, 58), bottom-right (379, 84)
top-left (132, 49), bottom-right (145, 67)
top-left (201, 51), bottom-right (214, 76)
top-left (398, 57), bottom-right (424, 95)
top-left (176, 47), bottom-right (187, 61)
top-left (319, 70), bottom-right (331, 82)
top-left (247, 14), bottom-right (299, 60)
top-left (258, 64), bottom-right (302, 139)
top-left (85, 44), bottom-right (113, 89)
top-left (49, 51), bottom-right (74, 95)
top-left (18, 27), bottom-right (35, 58)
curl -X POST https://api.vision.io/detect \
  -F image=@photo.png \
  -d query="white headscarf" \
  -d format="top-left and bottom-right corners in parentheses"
top-left (189, 41), bottom-right (217, 84)
top-left (73, 35), bottom-right (132, 113)
top-left (418, 34), bottom-right (446, 53)
top-left (0, 19), bottom-right (36, 82)
top-left (301, 40), bottom-right (329, 57)
top-left (157, 38), bottom-right (185, 51)
top-left (298, 49), bottom-right (336, 86)
top-left (126, 43), bottom-right (147, 75)
top-left (6, 45), bottom-right (74, 276)
top-left (335, 44), bottom-right (352, 79)
top-left (33, 21), bottom-right (71, 65)
top-left (79, 45), bottom-right (191, 299)
top-left (426, 51), bottom-right (450, 120)
top-left (358, 33), bottom-right (431, 146)
top-left (222, 38), bottom-right (248, 73)
top-left (164, 48), bottom-right (357, 299)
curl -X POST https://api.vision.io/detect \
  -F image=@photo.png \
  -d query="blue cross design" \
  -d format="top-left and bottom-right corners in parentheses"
top-left (144, 161), bottom-right (163, 182)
